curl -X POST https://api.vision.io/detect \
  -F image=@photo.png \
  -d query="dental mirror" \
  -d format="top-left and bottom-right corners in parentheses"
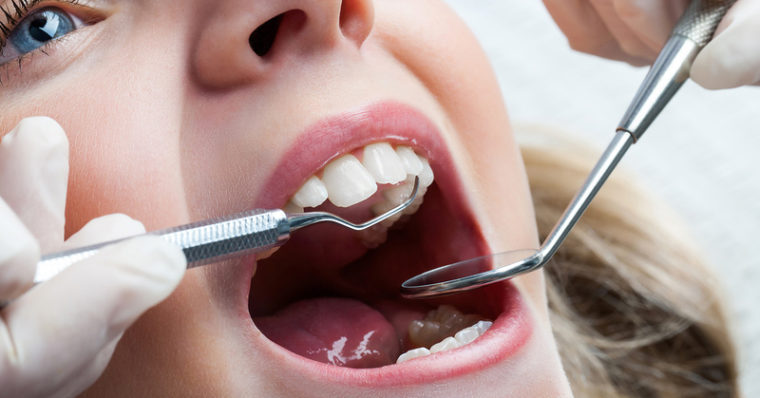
top-left (401, 0), bottom-right (735, 299)
top-left (400, 130), bottom-right (633, 299)
top-left (400, 249), bottom-right (540, 298)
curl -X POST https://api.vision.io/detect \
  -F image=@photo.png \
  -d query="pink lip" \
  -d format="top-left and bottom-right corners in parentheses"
top-left (233, 101), bottom-right (533, 386)
top-left (263, 284), bottom-right (531, 387)
top-left (253, 101), bottom-right (447, 209)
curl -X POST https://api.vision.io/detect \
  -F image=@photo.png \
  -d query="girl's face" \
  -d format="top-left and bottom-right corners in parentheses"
top-left (0, 0), bottom-right (571, 396)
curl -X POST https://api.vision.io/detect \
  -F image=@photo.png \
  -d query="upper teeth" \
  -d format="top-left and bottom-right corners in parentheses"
top-left (286, 142), bottom-right (434, 211)
top-left (362, 143), bottom-right (407, 184)
top-left (291, 176), bottom-right (328, 208)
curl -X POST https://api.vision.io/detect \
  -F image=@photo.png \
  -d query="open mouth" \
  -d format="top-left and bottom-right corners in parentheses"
top-left (245, 102), bottom-right (532, 384)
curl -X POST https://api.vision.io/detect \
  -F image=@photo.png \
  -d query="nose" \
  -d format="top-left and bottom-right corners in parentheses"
top-left (193, 0), bottom-right (375, 88)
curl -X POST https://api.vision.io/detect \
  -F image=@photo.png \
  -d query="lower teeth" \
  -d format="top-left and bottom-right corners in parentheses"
top-left (408, 305), bottom-right (485, 347)
top-left (396, 305), bottom-right (492, 364)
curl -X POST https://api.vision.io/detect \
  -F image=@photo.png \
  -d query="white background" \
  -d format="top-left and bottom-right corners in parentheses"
top-left (444, 1), bottom-right (759, 394)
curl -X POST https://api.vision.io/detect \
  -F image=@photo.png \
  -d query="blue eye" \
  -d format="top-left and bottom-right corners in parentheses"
top-left (7, 8), bottom-right (75, 55)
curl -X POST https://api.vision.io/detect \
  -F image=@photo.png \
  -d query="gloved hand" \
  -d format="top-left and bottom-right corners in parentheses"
top-left (542, 0), bottom-right (760, 89)
top-left (0, 117), bottom-right (186, 398)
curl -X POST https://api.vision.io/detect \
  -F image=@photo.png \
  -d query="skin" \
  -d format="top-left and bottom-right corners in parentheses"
top-left (0, 0), bottom-right (572, 396)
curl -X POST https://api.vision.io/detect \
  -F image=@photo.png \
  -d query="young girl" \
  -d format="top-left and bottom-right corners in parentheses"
top-left (0, 0), bottom-right (745, 396)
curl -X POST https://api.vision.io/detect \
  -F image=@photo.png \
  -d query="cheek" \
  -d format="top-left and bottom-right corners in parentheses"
top-left (378, 1), bottom-right (537, 244)
top-left (66, 83), bottom-right (190, 235)
top-left (376, 1), bottom-right (543, 310)
top-left (1, 71), bottom-right (189, 237)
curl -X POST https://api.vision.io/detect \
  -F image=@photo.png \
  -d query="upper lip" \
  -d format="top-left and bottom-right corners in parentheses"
top-left (230, 101), bottom-right (532, 387)
top-left (253, 101), bottom-right (448, 210)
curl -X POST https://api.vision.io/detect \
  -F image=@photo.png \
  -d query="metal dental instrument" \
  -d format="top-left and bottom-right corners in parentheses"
top-left (401, 0), bottom-right (736, 299)
top-left (32, 176), bottom-right (420, 284)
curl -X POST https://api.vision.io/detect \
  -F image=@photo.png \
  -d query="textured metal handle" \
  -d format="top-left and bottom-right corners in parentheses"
top-left (673, 0), bottom-right (737, 47)
top-left (34, 209), bottom-right (290, 283)
top-left (617, 0), bottom-right (735, 140)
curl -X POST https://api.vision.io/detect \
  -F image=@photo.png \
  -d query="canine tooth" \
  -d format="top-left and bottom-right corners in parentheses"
top-left (418, 157), bottom-right (434, 187)
top-left (473, 320), bottom-right (493, 335)
top-left (383, 176), bottom-right (415, 205)
top-left (429, 336), bottom-right (461, 353)
top-left (396, 347), bottom-right (430, 364)
top-left (292, 176), bottom-right (329, 208)
top-left (322, 154), bottom-right (377, 207)
top-left (283, 201), bottom-right (304, 214)
top-left (362, 143), bottom-right (406, 184)
top-left (395, 146), bottom-right (423, 175)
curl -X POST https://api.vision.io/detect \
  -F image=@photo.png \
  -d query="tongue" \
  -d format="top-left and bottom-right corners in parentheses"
top-left (254, 297), bottom-right (401, 368)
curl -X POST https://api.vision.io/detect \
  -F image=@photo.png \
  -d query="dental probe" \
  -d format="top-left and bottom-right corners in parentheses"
top-left (401, 0), bottom-right (735, 299)
top-left (28, 176), bottom-right (419, 285)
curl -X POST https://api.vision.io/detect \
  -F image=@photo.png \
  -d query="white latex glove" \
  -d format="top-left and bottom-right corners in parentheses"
top-left (0, 117), bottom-right (186, 398)
top-left (543, 0), bottom-right (760, 89)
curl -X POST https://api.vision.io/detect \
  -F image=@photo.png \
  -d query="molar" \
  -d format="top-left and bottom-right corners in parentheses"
top-left (407, 305), bottom-right (486, 348)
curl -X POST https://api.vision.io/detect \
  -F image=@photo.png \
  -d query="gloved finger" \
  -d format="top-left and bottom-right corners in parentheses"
top-left (613, 0), bottom-right (687, 53)
top-left (542, 0), bottom-right (648, 65)
top-left (691, 0), bottom-right (760, 89)
top-left (62, 213), bottom-right (146, 249)
top-left (0, 197), bottom-right (40, 302)
top-left (0, 117), bottom-right (69, 252)
top-left (1, 236), bottom-right (186, 398)
top-left (588, 0), bottom-right (659, 60)
top-left (36, 214), bottom-right (143, 397)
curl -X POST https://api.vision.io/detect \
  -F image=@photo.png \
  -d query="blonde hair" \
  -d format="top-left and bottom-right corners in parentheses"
top-left (519, 127), bottom-right (740, 397)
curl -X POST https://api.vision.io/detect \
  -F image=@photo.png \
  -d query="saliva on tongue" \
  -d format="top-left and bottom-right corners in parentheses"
top-left (254, 297), bottom-right (402, 368)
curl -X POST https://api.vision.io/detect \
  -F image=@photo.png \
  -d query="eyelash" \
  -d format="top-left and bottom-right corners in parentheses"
top-left (0, 0), bottom-right (83, 54)
top-left (0, 0), bottom-right (84, 82)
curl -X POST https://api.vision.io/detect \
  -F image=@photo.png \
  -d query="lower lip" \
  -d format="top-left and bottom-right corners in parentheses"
top-left (244, 281), bottom-right (532, 387)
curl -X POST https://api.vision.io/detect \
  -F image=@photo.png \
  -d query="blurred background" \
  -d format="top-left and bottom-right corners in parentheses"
top-left (444, 1), bottom-right (759, 394)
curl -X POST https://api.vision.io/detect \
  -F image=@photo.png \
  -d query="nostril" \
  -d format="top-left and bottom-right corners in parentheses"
top-left (339, 0), bottom-right (374, 47)
top-left (249, 14), bottom-right (285, 57)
